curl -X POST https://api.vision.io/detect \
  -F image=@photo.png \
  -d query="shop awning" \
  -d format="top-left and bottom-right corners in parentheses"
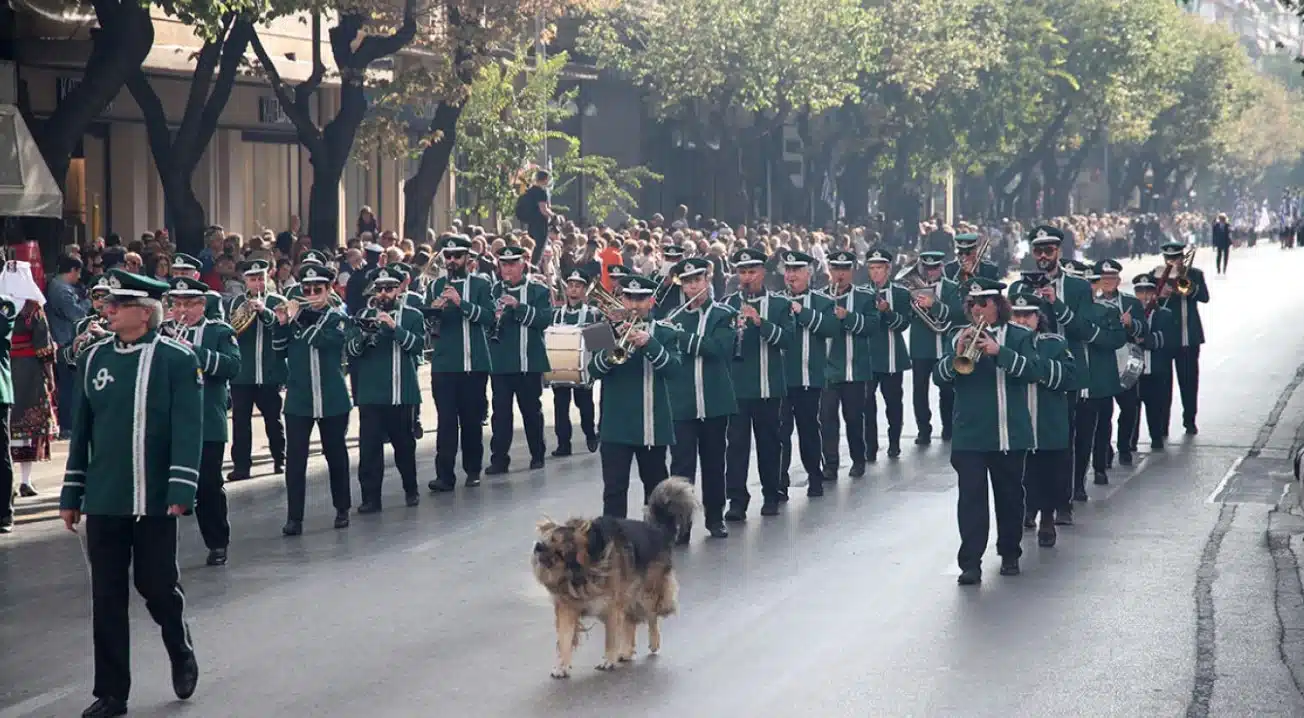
top-left (0, 104), bottom-right (63, 218)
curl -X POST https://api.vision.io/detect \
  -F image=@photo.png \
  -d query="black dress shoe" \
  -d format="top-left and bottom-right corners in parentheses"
top-left (759, 500), bottom-right (779, 516)
top-left (848, 461), bottom-right (866, 478)
top-left (724, 505), bottom-right (746, 522)
top-left (81, 697), bottom-right (128, 717)
top-left (404, 493), bottom-right (420, 507)
top-left (1151, 438), bottom-right (1165, 450)
top-left (334, 511), bottom-right (350, 529)
top-left (586, 436), bottom-right (600, 453)
top-left (1119, 451), bottom-right (1133, 466)
top-left (1054, 509), bottom-right (1074, 526)
top-left (1037, 527), bottom-right (1057, 547)
top-left (1073, 488), bottom-right (1089, 502)
top-left (172, 651), bottom-right (199, 699)
top-left (999, 558), bottom-right (1020, 576)
top-left (484, 463), bottom-right (509, 476)
top-left (705, 522), bottom-right (728, 539)
top-left (428, 478), bottom-right (456, 493)
top-left (464, 473), bottom-right (482, 488)
top-left (529, 457), bottom-right (545, 470)
top-left (806, 484), bottom-right (824, 498)
top-left (273, 459), bottom-right (284, 475)
top-left (940, 429), bottom-right (953, 441)
top-left (1185, 425), bottom-right (1198, 435)
top-left (823, 471), bottom-right (838, 483)
top-left (205, 548), bottom-right (227, 566)
top-left (226, 470), bottom-right (250, 482)
top-left (914, 435), bottom-right (931, 446)
top-left (0, 520), bottom-right (14, 534)
top-left (957, 569), bottom-right (981, 586)
top-left (887, 443), bottom-right (901, 459)
top-left (1093, 471), bottom-right (1108, 486)
top-left (18, 483), bottom-right (37, 497)
top-left (357, 501), bottom-right (382, 514)
top-left (551, 446), bottom-right (572, 457)
top-left (281, 520), bottom-right (303, 536)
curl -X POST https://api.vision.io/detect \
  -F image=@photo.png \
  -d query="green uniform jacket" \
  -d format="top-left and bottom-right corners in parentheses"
top-left (178, 319), bottom-right (241, 443)
top-left (650, 275), bottom-right (684, 320)
top-left (661, 301), bottom-right (738, 420)
top-left (205, 291), bottom-right (225, 322)
top-left (489, 279), bottom-right (552, 374)
top-left (720, 291), bottom-right (790, 400)
top-left (1027, 333), bottom-right (1077, 452)
top-left (553, 302), bottom-right (600, 327)
top-left (1161, 268), bottom-right (1210, 347)
top-left (1097, 292), bottom-right (1150, 346)
top-left (425, 274), bottom-right (495, 373)
top-left (59, 331), bottom-right (204, 515)
top-left (783, 290), bottom-right (840, 389)
top-left (0, 308), bottom-right (12, 405)
top-left (824, 287), bottom-right (878, 383)
top-left (934, 322), bottom-right (1041, 452)
top-left (346, 303), bottom-right (425, 406)
top-left (283, 307), bottom-right (353, 418)
top-left (869, 283), bottom-right (912, 374)
top-left (1008, 272), bottom-right (1097, 392)
top-left (907, 279), bottom-right (963, 361)
top-left (1080, 299), bottom-right (1129, 399)
top-left (589, 321), bottom-right (681, 446)
top-left (1139, 305), bottom-right (1177, 376)
top-left (943, 260), bottom-right (1000, 282)
top-left (60, 314), bottom-right (101, 367)
top-left (231, 293), bottom-right (288, 386)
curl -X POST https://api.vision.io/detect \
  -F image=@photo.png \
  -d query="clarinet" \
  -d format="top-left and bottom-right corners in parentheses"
top-left (488, 295), bottom-right (506, 343)
top-left (732, 295), bottom-right (749, 362)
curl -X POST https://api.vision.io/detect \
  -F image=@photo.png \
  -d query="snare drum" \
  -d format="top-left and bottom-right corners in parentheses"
top-left (543, 325), bottom-right (590, 387)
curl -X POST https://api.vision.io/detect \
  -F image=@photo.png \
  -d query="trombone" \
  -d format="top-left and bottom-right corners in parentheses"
top-left (893, 260), bottom-right (949, 334)
top-left (1174, 245), bottom-right (1198, 296)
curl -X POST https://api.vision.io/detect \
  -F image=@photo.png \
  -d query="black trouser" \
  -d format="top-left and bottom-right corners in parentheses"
top-left (952, 449), bottom-right (1026, 571)
top-left (1139, 361), bottom-right (1174, 442)
top-left (284, 413), bottom-right (352, 522)
top-left (1174, 346), bottom-right (1200, 428)
top-left (670, 416), bottom-right (728, 524)
top-left (1064, 399), bottom-right (1078, 507)
top-left (725, 397), bottom-right (783, 508)
top-left (601, 442), bottom-right (668, 518)
top-left (1074, 396), bottom-right (1115, 488)
top-left (433, 371), bottom-right (488, 481)
top-left (819, 381), bottom-right (866, 474)
top-left (489, 372), bottom-right (546, 466)
top-left (229, 383), bottom-right (285, 473)
top-left (779, 387), bottom-right (823, 488)
top-left (195, 441), bottom-right (230, 550)
top-left (357, 404), bottom-right (419, 503)
top-left (1024, 448), bottom-right (1070, 520)
top-left (86, 515), bottom-right (193, 702)
top-left (1214, 244), bottom-right (1230, 273)
top-left (911, 359), bottom-right (952, 436)
top-left (0, 403), bottom-right (11, 526)
top-left (864, 372), bottom-right (905, 455)
top-left (1114, 385), bottom-right (1142, 454)
top-left (553, 385), bottom-right (596, 448)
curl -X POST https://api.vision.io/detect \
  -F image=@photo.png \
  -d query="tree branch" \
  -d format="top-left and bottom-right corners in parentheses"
top-left (295, 11), bottom-right (326, 109)
top-left (191, 17), bottom-right (253, 167)
top-left (124, 70), bottom-right (177, 179)
top-left (177, 12), bottom-right (231, 153)
top-left (353, 0), bottom-right (419, 66)
top-left (249, 28), bottom-right (324, 154)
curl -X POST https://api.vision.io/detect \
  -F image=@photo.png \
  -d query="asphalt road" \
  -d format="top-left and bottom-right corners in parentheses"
top-left (4, 244), bottom-right (1304, 718)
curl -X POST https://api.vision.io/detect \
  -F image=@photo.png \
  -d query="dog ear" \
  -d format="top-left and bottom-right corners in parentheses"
top-left (586, 518), bottom-right (608, 563)
top-left (536, 518), bottom-right (557, 534)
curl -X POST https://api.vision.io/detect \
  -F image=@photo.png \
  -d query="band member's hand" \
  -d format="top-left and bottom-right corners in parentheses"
top-left (275, 304), bottom-right (289, 325)
top-left (876, 300), bottom-right (889, 312)
top-left (60, 508), bottom-right (80, 533)
top-left (1121, 311), bottom-right (1132, 328)
top-left (249, 299), bottom-right (266, 313)
top-left (629, 330), bottom-right (651, 348)
top-left (499, 295), bottom-right (520, 309)
top-left (377, 312), bottom-right (396, 329)
top-left (740, 304), bottom-right (760, 326)
top-left (1036, 286), bottom-right (1057, 304)
top-left (914, 293), bottom-right (935, 309)
top-left (834, 306), bottom-right (848, 319)
top-left (441, 286), bottom-right (462, 306)
top-left (789, 301), bottom-right (803, 315)
top-left (1159, 285), bottom-right (1174, 298)
top-left (167, 504), bottom-right (187, 517)
top-left (977, 334), bottom-right (1000, 356)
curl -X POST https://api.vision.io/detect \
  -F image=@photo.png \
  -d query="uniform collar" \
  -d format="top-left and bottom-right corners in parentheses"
top-left (115, 329), bottom-right (157, 351)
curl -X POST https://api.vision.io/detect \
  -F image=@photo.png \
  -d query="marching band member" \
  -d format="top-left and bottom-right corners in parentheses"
top-left (426, 236), bottom-right (496, 492)
top-left (1074, 263), bottom-right (1129, 493)
top-left (58, 270), bottom-right (202, 718)
top-left (276, 264), bottom-right (354, 536)
top-left (550, 268), bottom-right (600, 456)
top-left (1131, 273), bottom-right (1178, 451)
top-left (820, 250), bottom-right (877, 481)
top-left (944, 233), bottom-right (1000, 282)
top-left (588, 275), bottom-right (680, 518)
top-left (1093, 259), bottom-right (1148, 466)
top-left (60, 276), bottom-right (113, 369)
top-left (662, 257), bottom-right (737, 540)
top-left (346, 266), bottom-right (425, 512)
top-left (1157, 239), bottom-right (1209, 435)
top-left (721, 248), bottom-right (791, 521)
top-left (906, 250), bottom-right (961, 443)
top-left (166, 276), bottom-right (241, 567)
top-left (651, 242), bottom-right (686, 318)
top-left (776, 251), bottom-right (838, 499)
top-left (864, 249), bottom-right (911, 461)
top-left (1009, 293), bottom-right (1077, 547)
top-left (934, 277), bottom-right (1041, 585)
top-left (170, 252), bottom-right (225, 321)
top-left (227, 259), bottom-right (287, 482)
top-left (485, 245), bottom-right (553, 474)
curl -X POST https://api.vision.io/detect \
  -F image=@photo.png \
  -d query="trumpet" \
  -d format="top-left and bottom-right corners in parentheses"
top-left (952, 318), bottom-right (991, 375)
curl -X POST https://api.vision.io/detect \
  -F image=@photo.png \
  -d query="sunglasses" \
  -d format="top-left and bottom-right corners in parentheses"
top-left (965, 297), bottom-right (992, 308)
top-left (302, 284), bottom-right (328, 296)
top-left (1031, 246), bottom-right (1057, 256)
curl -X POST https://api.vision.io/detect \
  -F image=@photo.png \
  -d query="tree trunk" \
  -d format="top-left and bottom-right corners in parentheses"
top-left (837, 151), bottom-right (872, 223)
top-left (402, 100), bottom-right (463, 242)
top-left (307, 142), bottom-right (349, 250)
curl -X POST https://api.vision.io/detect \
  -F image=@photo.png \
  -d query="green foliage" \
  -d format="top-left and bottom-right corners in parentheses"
top-left (454, 49), bottom-right (660, 222)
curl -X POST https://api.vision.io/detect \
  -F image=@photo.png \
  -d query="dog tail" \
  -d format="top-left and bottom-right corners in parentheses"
top-left (644, 476), bottom-right (697, 538)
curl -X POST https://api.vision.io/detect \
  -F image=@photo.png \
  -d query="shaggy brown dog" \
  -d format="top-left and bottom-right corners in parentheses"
top-left (531, 477), bottom-right (697, 678)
